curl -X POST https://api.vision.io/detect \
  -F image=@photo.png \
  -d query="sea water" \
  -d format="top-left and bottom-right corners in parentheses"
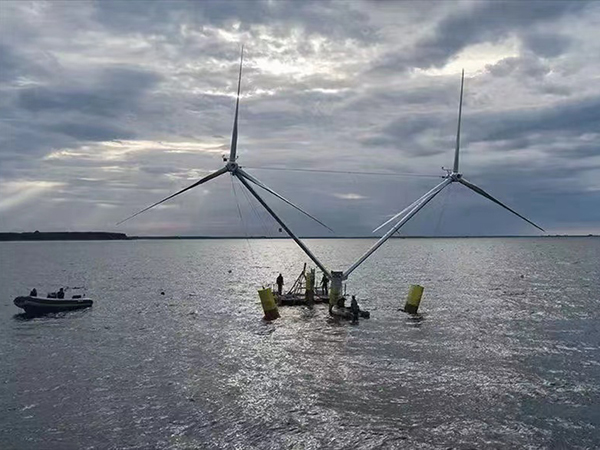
top-left (1, 237), bottom-right (599, 449)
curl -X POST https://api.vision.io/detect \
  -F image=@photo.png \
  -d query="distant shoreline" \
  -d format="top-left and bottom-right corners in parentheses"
top-left (0, 232), bottom-right (129, 241)
top-left (0, 231), bottom-right (597, 241)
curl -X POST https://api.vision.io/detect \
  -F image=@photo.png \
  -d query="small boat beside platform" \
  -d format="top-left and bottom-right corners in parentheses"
top-left (14, 296), bottom-right (93, 315)
top-left (330, 305), bottom-right (370, 320)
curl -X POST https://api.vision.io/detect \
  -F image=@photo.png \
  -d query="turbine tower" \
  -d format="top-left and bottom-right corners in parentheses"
top-left (118, 47), bottom-right (333, 278)
top-left (343, 69), bottom-right (544, 279)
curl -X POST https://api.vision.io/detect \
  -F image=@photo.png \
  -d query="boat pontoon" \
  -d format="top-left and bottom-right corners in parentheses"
top-left (14, 295), bottom-right (93, 315)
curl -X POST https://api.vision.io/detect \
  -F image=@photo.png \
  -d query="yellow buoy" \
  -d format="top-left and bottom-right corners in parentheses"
top-left (258, 287), bottom-right (280, 320)
top-left (404, 285), bottom-right (424, 314)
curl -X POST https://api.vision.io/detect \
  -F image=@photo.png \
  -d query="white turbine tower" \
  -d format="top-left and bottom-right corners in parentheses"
top-left (343, 69), bottom-right (544, 279)
top-left (118, 47), bottom-right (333, 278)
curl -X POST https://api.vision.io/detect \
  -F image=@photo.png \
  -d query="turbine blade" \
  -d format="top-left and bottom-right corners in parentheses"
top-left (372, 202), bottom-right (416, 234)
top-left (458, 178), bottom-right (544, 232)
top-left (237, 169), bottom-right (334, 232)
top-left (117, 167), bottom-right (228, 225)
top-left (229, 46), bottom-right (244, 162)
top-left (453, 69), bottom-right (464, 173)
top-left (372, 179), bottom-right (448, 233)
top-left (388, 182), bottom-right (450, 235)
top-left (344, 179), bottom-right (452, 278)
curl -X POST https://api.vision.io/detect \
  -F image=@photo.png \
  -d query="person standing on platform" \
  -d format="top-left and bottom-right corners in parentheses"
top-left (276, 273), bottom-right (284, 295)
top-left (321, 274), bottom-right (329, 296)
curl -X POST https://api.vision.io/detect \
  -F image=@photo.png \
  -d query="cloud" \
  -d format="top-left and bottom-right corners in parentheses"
top-left (0, 0), bottom-right (599, 235)
top-left (15, 66), bottom-right (161, 116)
top-left (467, 95), bottom-right (600, 144)
top-left (332, 193), bottom-right (368, 200)
top-left (521, 32), bottom-right (572, 58)
top-left (0, 180), bottom-right (66, 213)
top-left (371, 0), bottom-right (592, 73)
top-left (47, 122), bottom-right (134, 141)
top-left (485, 54), bottom-right (551, 80)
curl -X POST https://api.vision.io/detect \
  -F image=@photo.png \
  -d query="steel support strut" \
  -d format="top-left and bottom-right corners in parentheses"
top-left (235, 173), bottom-right (331, 278)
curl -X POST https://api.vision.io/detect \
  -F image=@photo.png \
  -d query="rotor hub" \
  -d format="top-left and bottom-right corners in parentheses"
top-left (226, 161), bottom-right (239, 173)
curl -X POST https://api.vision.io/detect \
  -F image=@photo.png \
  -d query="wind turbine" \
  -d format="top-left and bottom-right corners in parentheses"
top-left (342, 69), bottom-right (544, 280)
top-left (118, 47), bottom-right (333, 278)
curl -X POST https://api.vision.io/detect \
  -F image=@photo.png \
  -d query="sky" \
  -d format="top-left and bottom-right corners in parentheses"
top-left (1, 0), bottom-right (599, 237)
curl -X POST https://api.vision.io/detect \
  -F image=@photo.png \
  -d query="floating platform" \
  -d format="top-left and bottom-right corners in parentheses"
top-left (274, 292), bottom-right (328, 306)
top-left (275, 292), bottom-right (371, 321)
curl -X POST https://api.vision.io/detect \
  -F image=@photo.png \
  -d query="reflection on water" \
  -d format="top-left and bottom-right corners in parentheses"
top-left (1, 238), bottom-right (599, 449)
top-left (404, 312), bottom-right (426, 328)
top-left (12, 309), bottom-right (93, 321)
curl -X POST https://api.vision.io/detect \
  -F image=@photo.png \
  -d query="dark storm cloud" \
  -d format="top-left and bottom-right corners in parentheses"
top-left (47, 122), bottom-right (134, 141)
top-left (567, 143), bottom-right (600, 160)
top-left (0, 43), bottom-right (59, 83)
top-left (485, 55), bottom-right (551, 80)
top-left (93, 0), bottom-right (376, 42)
top-left (16, 67), bottom-right (161, 117)
top-left (0, 125), bottom-right (73, 165)
top-left (356, 81), bottom-right (600, 167)
top-left (346, 83), bottom-right (459, 113)
top-left (521, 32), bottom-right (572, 58)
top-left (468, 95), bottom-right (600, 145)
top-left (0, 63), bottom-right (162, 179)
top-left (360, 112), bottom-right (448, 155)
top-left (446, 170), bottom-right (600, 234)
top-left (429, 0), bottom-right (586, 56)
top-left (0, 44), bottom-right (29, 82)
top-left (373, 0), bottom-right (591, 73)
top-left (139, 165), bottom-right (184, 176)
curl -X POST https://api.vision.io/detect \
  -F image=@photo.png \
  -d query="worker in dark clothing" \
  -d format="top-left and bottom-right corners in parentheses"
top-left (276, 274), bottom-right (284, 295)
top-left (57, 288), bottom-right (65, 299)
top-left (321, 274), bottom-right (329, 296)
top-left (30, 288), bottom-right (37, 297)
top-left (350, 295), bottom-right (360, 323)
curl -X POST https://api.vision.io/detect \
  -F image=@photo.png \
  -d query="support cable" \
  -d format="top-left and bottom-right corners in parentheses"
top-left (420, 184), bottom-right (452, 284)
top-left (230, 175), bottom-right (255, 261)
top-left (434, 183), bottom-right (452, 236)
top-left (243, 166), bottom-right (440, 178)
top-left (239, 178), bottom-right (273, 238)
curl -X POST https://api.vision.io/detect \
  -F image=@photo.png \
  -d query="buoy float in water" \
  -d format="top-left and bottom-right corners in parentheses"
top-left (258, 287), bottom-right (280, 321)
top-left (404, 285), bottom-right (424, 314)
